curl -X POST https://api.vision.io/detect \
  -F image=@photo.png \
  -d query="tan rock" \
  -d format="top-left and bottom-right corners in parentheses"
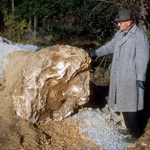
top-left (3, 45), bottom-right (91, 123)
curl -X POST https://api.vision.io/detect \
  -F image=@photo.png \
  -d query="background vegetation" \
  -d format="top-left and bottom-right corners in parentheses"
top-left (0, 0), bottom-right (150, 46)
top-left (0, 0), bottom-right (150, 84)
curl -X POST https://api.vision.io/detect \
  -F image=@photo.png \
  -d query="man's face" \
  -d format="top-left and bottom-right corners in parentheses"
top-left (117, 20), bottom-right (133, 32)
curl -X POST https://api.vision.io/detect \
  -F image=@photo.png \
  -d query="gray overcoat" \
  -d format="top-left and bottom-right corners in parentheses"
top-left (95, 24), bottom-right (149, 112)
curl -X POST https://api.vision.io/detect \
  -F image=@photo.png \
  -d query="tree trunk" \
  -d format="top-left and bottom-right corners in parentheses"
top-left (11, 0), bottom-right (15, 16)
top-left (33, 16), bottom-right (37, 37)
top-left (29, 6), bottom-right (32, 30)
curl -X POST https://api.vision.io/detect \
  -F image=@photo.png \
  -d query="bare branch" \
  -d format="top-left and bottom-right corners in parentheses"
top-left (97, 0), bottom-right (117, 4)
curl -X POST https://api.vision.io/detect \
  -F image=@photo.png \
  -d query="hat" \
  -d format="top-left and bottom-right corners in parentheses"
top-left (115, 8), bottom-right (133, 22)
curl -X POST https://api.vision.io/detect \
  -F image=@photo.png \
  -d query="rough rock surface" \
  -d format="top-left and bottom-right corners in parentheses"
top-left (3, 45), bottom-right (91, 123)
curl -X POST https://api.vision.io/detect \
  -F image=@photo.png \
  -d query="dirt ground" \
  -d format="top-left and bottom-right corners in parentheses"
top-left (0, 81), bottom-right (98, 150)
top-left (128, 120), bottom-right (150, 150)
top-left (0, 79), bottom-right (150, 150)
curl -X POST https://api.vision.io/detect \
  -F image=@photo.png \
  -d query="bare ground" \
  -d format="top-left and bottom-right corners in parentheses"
top-left (0, 79), bottom-right (150, 150)
top-left (0, 83), bottom-right (98, 150)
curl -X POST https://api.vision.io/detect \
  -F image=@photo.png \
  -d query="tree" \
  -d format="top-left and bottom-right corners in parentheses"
top-left (79, 0), bottom-right (150, 42)
top-left (11, 0), bottom-right (15, 16)
top-left (1, 0), bottom-right (150, 44)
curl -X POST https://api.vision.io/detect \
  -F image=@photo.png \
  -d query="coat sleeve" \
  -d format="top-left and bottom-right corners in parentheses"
top-left (95, 32), bottom-right (118, 57)
top-left (135, 31), bottom-right (149, 81)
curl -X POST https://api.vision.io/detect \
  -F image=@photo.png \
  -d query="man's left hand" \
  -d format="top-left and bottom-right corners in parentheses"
top-left (136, 80), bottom-right (146, 89)
top-left (87, 51), bottom-right (97, 59)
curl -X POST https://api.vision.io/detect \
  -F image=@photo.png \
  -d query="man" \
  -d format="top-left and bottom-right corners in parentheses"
top-left (89, 8), bottom-right (149, 140)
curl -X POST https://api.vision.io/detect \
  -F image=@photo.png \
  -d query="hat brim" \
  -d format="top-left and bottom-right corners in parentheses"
top-left (115, 18), bottom-right (132, 22)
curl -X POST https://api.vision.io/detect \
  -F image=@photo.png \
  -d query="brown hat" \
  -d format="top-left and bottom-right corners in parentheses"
top-left (115, 8), bottom-right (133, 22)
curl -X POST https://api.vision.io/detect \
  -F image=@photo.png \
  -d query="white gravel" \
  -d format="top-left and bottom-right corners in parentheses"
top-left (73, 108), bottom-right (131, 150)
top-left (0, 37), bottom-right (38, 78)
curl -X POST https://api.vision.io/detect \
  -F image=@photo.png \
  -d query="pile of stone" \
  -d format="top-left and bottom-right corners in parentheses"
top-left (0, 37), bottom-right (38, 78)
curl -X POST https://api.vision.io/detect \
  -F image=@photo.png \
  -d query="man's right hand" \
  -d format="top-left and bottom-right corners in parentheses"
top-left (87, 51), bottom-right (97, 59)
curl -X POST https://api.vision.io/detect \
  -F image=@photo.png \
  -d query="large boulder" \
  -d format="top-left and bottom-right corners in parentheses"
top-left (3, 45), bottom-right (91, 123)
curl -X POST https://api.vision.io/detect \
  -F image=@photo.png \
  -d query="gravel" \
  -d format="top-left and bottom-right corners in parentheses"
top-left (73, 107), bottom-right (131, 150)
top-left (0, 36), bottom-right (38, 51)
top-left (0, 37), bottom-right (38, 78)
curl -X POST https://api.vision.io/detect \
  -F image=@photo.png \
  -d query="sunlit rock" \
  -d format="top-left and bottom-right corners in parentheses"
top-left (4, 45), bottom-right (91, 123)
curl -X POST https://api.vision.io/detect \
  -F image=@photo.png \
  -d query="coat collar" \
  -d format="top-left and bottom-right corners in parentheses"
top-left (119, 24), bottom-right (137, 46)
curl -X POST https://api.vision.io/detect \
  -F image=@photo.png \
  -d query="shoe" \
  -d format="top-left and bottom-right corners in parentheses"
top-left (118, 129), bottom-right (130, 136)
top-left (123, 135), bottom-right (139, 143)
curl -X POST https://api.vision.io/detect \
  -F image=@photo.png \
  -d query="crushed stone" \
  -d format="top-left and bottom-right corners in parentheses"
top-left (0, 36), bottom-right (38, 51)
top-left (73, 107), bottom-right (132, 150)
top-left (0, 37), bottom-right (38, 78)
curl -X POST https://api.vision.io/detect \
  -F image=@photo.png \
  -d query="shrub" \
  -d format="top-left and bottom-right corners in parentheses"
top-left (2, 10), bottom-right (32, 43)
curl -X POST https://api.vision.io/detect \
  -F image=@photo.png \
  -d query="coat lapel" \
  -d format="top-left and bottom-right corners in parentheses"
top-left (120, 32), bottom-right (132, 45)
top-left (119, 24), bottom-right (137, 47)
top-left (116, 24), bottom-right (137, 60)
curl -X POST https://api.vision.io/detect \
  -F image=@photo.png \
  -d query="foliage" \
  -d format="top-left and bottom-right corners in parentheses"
top-left (0, 0), bottom-right (149, 45)
top-left (79, 0), bottom-right (150, 42)
top-left (146, 29), bottom-right (150, 36)
top-left (2, 10), bottom-right (32, 43)
top-left (0, 0), bottom-right (149, 82)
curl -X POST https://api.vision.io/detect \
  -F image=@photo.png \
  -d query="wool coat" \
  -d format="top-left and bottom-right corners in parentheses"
top-left (95, 24), bottom-right (149, 112)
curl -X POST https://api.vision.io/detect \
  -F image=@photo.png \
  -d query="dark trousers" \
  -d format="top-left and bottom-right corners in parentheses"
top-left (122, 111), bottom-right (144, 137)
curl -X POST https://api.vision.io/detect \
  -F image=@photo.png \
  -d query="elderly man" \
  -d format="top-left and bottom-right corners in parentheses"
top-left (89, 8), bottom-right (149, 141)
